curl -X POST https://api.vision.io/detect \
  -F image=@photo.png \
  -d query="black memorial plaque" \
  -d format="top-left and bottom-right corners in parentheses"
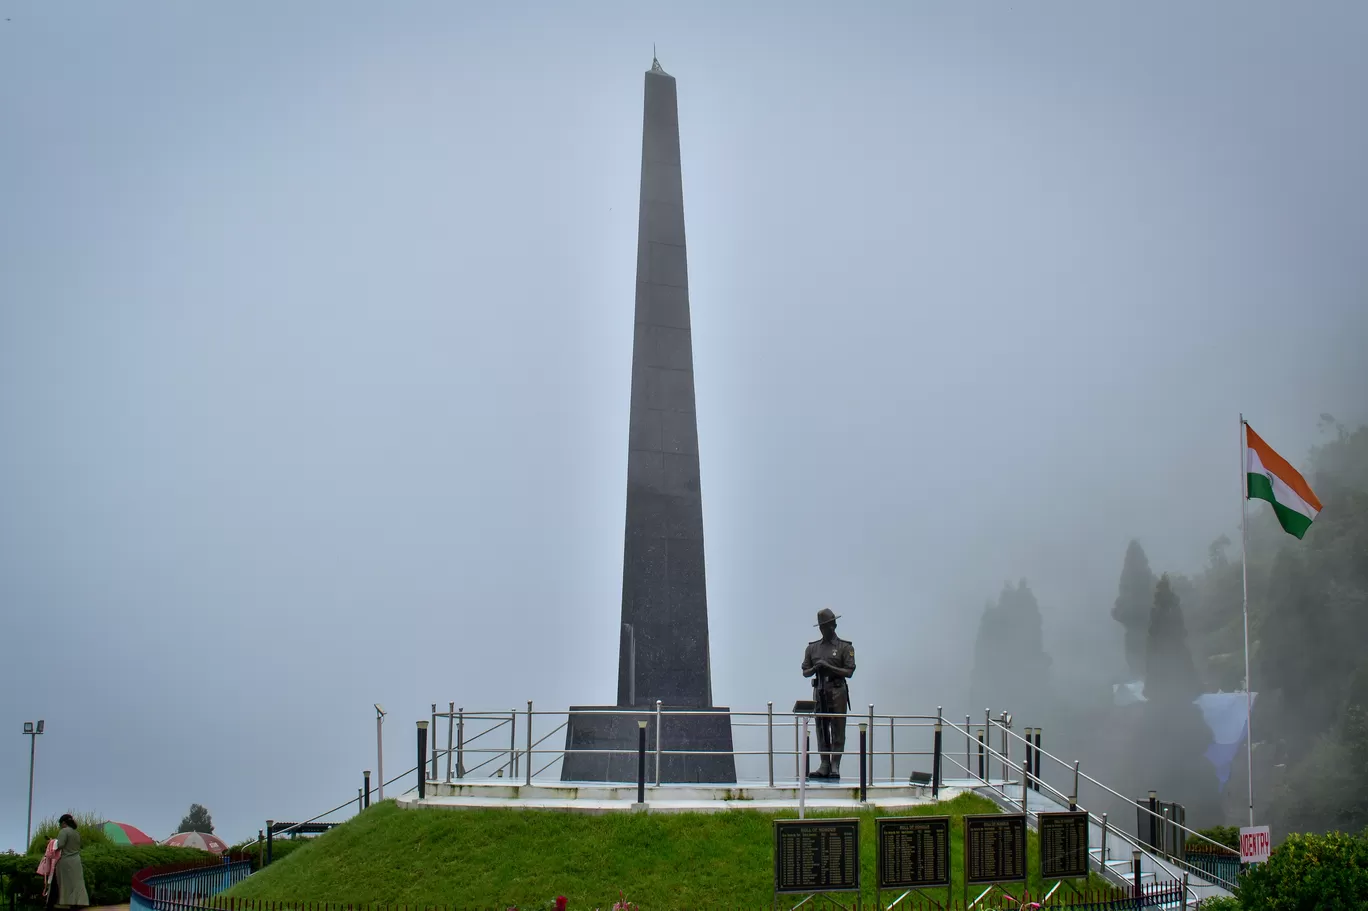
top-left (877, 816), bottom-right (951, 889)
top-left (773, 818), bottom-right (861, 894)
top-left (964, 814), bottom-right (1028, 885)
top-left (1039, 811), bottom-right (1090, 880)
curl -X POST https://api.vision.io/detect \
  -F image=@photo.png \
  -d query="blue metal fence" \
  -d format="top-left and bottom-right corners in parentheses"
top-left (130, 858), bottom-right (252, 911)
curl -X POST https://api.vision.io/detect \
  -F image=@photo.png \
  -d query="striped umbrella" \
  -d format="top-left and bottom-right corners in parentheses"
top-left (162, 831), bottom-right (228, 854)
top-left (102, 821), bottom-right (156, 846)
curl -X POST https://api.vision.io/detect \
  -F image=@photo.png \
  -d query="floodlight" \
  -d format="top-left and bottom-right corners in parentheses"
top-left (23, 722), bottom-right (33, 734)
top-left (375, 704), bottom-right (386, 715)
top-left (36, 720), bottom-right (44, 734)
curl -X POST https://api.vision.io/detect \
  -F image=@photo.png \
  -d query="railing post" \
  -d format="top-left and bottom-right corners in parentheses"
top-left (794, 713), bottom-right (800, 782)
top-left (446, 702), bottom-right (455, 782)
top-left (965, 714), bottom-right (971, 781)
top-left (417, 721), bottom-right (429, 800)
top-left (1099, 813), bottom-right (1109, 863)
top-left (430, 704), bottom-right (438, 782)
top-left (799, 715), bottom-right (809, 819)
top-left (655, 699), bottom-right (662, 786)
top-left (363, 770), bottom-right (370, 808)
top-left (977, 728), bottom-right (985, 780)
top-left (525, 700), bottom-right (533, 787)
top-left (1148, 790), bottom-right (1158, 849)
top-left (457, 707), bottom-right (465, 779)
top-left (867, 704), bottom-right (875, 784)
top-left (357, 787), bottom-right (363, 813)
top-left (1070, 760), bottom-right (1079, 809)
top-left (767, 701), bottom-right (775, 788)
top-left (1021, 757), bottom-right (1030, 814)
top-left (889, 712), bottom-right (896, 782)
top-left (636, 720), bottom-right (647, 805)
top-left (984, 708), bottom-right (992, 781)
top-left (1024, 727), bottom-right (1034, 790)
top-left (265, 821), bottom-right (273, 866)
top-left (932, 708), bottom-right (943, 799)
top-left (510, 708), bottom-right (518, 778)
top-left (1034, 727), bottom-right (1043, 790)
top-left (1001, 712), bottom-right (1010, 782)
top-left (858, 723), bottom-right (868, 802)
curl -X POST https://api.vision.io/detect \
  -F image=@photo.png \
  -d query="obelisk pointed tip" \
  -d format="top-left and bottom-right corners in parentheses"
top-left (650, 45), bottom-right (667, 75)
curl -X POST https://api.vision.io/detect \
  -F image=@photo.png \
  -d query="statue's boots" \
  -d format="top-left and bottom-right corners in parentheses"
top-left (808, 758), bottom-right (832, 780)
top-left (828, 755), bottom-right (842, 780)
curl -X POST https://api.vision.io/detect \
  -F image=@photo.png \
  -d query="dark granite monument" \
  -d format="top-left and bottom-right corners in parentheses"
top-left (561, 58), bottom-right (737, 783)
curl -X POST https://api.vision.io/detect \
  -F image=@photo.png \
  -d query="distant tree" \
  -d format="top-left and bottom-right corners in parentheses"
top-left (970, 580), bottom-right (1053, 720)
top-left (1256, 550), bottom-right (1343, 745)
top-left (1143, 574), bottom-right (1201, 702)
top-left (176, 804), bottom-right (213, 834)
top-left (1111, 541), bottom-right (1156, 679)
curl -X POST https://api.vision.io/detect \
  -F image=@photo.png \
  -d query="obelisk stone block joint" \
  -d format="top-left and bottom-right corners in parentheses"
top-left (563, 58), bottom-right (734, 783)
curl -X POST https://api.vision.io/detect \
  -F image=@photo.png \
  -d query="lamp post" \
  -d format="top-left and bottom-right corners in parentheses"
top-left (374, 705), bottom-right (386, 801)
top-left (23, 720), bottom-right (45, 851)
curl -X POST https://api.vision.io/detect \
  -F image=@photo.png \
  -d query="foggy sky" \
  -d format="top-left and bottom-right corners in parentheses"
top-left (3, 1), bottom-right (1366, 848)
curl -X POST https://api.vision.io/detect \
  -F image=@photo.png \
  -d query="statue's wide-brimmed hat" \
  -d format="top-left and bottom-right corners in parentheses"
top-left (814, 608), bottom-right (841, 627)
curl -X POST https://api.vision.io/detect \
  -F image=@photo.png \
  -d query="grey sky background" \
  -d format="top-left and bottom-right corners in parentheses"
top-left (3, 1), bottom-right (1365, 848)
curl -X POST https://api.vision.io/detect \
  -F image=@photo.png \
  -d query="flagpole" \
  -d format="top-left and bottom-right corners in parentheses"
top-left (1240, 413), bottom-right (1254, 827)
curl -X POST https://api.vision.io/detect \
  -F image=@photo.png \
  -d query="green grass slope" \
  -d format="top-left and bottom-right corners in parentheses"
top-left (228, 794), bottom-right (1113, 908)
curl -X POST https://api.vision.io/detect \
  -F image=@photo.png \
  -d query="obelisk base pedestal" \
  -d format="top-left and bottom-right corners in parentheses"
top-left (560, 706), bottom-right (737, 783)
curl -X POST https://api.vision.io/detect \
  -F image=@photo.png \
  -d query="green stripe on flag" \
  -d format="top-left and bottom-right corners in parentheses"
top-left (1248, 472), bottom-right (1314, 539)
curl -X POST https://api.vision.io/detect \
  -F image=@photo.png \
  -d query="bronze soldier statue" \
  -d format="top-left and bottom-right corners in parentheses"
top-left (801, 607), bottom-right (856, 780)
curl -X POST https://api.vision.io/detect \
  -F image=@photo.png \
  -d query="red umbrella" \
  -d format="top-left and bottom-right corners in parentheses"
top-left (162, 832), bottom-right (228, 854)
top-left (102, 821), bottom-right (156, 846)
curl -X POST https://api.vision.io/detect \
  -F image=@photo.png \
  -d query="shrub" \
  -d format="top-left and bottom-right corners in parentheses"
top-left (0, 845), bottom-right (209, 909)
top-left (229, 837), bottom-right (311, 865)
top-left (1189, 825), bottom-right (1241, 852)
top-left (1198, 898), bottom-right (1242, 910)
top-left (26, 811), bottom-right (111, 855)
top-left (1235, 829), bottom-right (1368, 911)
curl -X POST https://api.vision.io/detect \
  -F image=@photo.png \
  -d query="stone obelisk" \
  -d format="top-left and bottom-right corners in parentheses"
top-left (561, 59), bottom-right (736, 783)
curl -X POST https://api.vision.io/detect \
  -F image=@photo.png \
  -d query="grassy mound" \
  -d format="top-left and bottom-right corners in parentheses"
top-left (227, 793), bottom-right (1109, 908)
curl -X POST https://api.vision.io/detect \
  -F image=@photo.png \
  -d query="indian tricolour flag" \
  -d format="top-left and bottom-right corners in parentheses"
top-left (1245, 423), bottom-right (1323, 539)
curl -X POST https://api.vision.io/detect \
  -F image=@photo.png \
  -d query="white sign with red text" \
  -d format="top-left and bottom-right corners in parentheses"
top-left (1240, 825), bottom-right (1271, 864)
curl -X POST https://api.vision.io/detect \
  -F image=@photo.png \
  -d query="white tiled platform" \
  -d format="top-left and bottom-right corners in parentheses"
top-left (396, 777), bottom-right (982, 815)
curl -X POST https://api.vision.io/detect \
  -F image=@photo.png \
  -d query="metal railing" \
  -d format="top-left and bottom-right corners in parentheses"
top-left (419, 701), bottom-right (948, 790)
top-left (941, 713), bottom-right (1242, 898)
top-left (130, 857), bottom-right (253, 911)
